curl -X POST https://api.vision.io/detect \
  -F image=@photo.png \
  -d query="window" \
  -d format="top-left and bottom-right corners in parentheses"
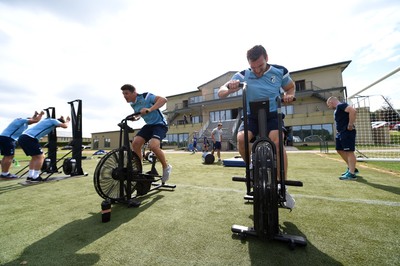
top-left (166, 133), bottom-right (189, 147)
top-left (213, 88), bottom-right (219, 100)
top-left (213, 87), bottom-right (243, 100)
top-left (192, 115), bottom-right (201, 123)
top-left (282, 105), bottom-right (294, 115)
top-left (93, 138), bottom-right (99, 149)
top-left (189, 95), bottom-right (204, 104)
top-left (104, 138), bottom-right (111, 148)
top-left (295, 80), bottom-right (306, 92)
top-left (209, 109), bottom-right (232, 122)
top-left (292, 123), bottom-right (333, 142)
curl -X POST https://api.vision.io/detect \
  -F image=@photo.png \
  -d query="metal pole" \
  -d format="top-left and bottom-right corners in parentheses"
top-left (348, 66), bottom-right (400, 99)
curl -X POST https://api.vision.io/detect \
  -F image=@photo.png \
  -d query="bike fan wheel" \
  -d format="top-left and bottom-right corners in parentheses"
top-left (93, 149), bottom-right (142, 201)
top-left (252, 141), bottom-right (279, 240)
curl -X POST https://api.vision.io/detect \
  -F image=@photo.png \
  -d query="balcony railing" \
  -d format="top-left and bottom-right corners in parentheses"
top-left (169, 82), bottom-right (344, 114)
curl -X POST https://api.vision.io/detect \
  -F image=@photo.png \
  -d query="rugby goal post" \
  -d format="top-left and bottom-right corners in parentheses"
top-left (348, 66), bottom-right (400, 162)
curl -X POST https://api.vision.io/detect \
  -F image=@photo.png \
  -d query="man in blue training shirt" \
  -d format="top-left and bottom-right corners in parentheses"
top-left (0, 111), bottom-right (44, 179)
top-left (327, 96), bottom-right (358, 180)
top-left (18, 115), bottom-right (71, 182)
top-left (121, 84), bottom-right (172, 184)
top-left (218, 45), bottom-right (296, 209)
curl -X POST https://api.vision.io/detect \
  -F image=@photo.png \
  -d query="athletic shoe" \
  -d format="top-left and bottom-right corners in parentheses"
top-left (30, 177), bottom-right (44, 182)
top-left (341, 168), bottom-right (360, 176)
top-left (339, 172), bottom-right (357, 181)
top-left (162, 165), bottom-right (172, 184)
top-left (278, 184), bottom-right (295, 210)
top-left (1, 173), bottom-right (19, 179)
top-left (284, 191), bottom-right (295, 209)
top-left (26, 177), bottom-right (33, 181)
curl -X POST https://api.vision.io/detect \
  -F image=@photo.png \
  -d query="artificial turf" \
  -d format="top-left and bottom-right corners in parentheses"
top-left (0, 150), bottom-right (399, 265)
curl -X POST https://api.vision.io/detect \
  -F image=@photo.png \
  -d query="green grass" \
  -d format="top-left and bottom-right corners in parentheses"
top-left (1, 151), bottom-right (399, 265)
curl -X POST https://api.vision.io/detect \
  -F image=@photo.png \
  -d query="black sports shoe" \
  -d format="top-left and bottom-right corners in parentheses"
top-left (1, 173), bottom-right (19, 179)
top-left (30, 177), bottom-right (44, 182)
top-left (26, 177), bottom-right (33, 181)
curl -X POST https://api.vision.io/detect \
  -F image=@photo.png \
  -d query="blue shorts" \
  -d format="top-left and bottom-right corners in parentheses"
top-left (18, 134), bottom-right (44, 156)
top-left (213, 141), bottom-right (222, 150)
top-left (238, 112), bottom-right (284, 137)
top-left (336, 130), bottom-right (356, 151)
top-left (0, 136), bottom-right (16, 156)
top-left (136, 124), bottom-right (168, 142)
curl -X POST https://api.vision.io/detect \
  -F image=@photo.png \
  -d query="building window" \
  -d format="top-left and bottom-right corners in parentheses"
top-left (104, 138), bottom-right (111, 148)
top-left (282, 105), bottom-right (294, 115)
top-left (93, 138), bottom-right (99, 149)
top-left (189, 95), bottom-right (204, 104)
top-left (295, 80), bottom-right (306, 92)
top-left (192, 115), bottom-right (201, 123)
top-left (165, 133), bottom-right (189, 147)
top-left (292, 123), bottom-right (333, 142)
top-left (214, 87), bottom-right (242, 99)
top-left (210, 109), bottom-right (232, 122)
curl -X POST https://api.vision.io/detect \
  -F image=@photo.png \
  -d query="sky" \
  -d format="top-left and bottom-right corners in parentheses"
top-left (0, 0), bottom-right (399, 137)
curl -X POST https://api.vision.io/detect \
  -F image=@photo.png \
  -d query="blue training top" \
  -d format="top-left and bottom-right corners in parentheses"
top-left (130, 92), bottom-right (167, 126)
top-left (0, 118), bottom-right (29, 140)
top-left (335, 102), bottom-right (350, 133)
top-left (22, 118), bottom-right (62, 140)
top-left (231, 64), bottom-right (293, 114)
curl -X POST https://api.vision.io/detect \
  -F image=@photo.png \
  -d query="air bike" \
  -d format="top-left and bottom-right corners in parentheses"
top-left (93, 113), bottom-right (176, 207)
top-left (231, 83), bottom-right (307, 249)
top-left (18, 100), bottom-right (87, 185)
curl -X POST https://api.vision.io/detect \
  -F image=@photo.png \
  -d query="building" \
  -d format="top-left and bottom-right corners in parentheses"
top-left (164, 61), bottom-right (351, 150)
top-left (91, 61), bottom-right (351, 150)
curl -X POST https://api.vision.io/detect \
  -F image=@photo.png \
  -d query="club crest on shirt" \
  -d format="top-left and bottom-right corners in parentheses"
top-left (270, 76), bottom-right (276, 83)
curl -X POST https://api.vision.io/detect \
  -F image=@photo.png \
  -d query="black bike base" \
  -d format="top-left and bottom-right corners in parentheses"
top-left (231, 224), bottom-right (307, 249)
top-left (151, 182), bottom-right (177, 189)
top-left (112, 182), bottom-right (176, 208)
top-left (19, 173), bottom-right (88, 186)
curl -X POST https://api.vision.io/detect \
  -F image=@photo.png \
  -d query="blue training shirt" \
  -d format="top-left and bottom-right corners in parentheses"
top-left (231, 64), bottom-right (293, 114)
top-left (130, 92), bottom-right (167, 126)
top-left (0, 118), bottom-right (29, 140)
top-left (22, 118), bottom-right (62, 140)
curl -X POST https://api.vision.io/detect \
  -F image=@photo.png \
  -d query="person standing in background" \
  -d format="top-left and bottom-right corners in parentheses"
top-left (326, 96), bottom-right (359, 180)
top-left (211, 123), bottom-right (223, 162)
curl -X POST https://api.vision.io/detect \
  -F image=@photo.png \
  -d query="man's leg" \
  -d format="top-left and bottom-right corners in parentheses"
top-left (30, 154), bottom-right (45, 171)
top-left (148, 138), bottom-right (167, 169)
top-left (237, 131), bottom-right (254, 164)
top-left (269, 130), bottom-right (287, 180)
top-left (336, 150), bottom-right (349, 164)
top-left (1, 155), bottom-right (14, 173)
top-left (347, 151), bottom-right (357, 174)
top-left (131, 136), bottom-right (146, 162)
top-left (148, 138), bottom-right (172, 184)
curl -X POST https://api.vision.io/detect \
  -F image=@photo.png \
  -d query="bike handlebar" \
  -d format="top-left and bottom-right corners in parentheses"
top-left (125, 113), bottom-right (140, 121)
top-left (125, 109), bottom-right (150, 121)
top-left (236, 82), bottom-right (296, 102)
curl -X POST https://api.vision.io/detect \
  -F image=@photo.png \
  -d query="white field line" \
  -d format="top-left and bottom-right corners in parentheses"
top-left (176, 184), bottom-right (400, 207)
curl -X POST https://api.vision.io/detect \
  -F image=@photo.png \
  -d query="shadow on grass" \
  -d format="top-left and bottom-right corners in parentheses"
top-left (0, 182), bottom-right (27, 195)
top-left (232, 221), bottom-right (343, 265)
top-left (4, 195), bottom-right (164, 266)
top-left (357, 176), bottom-right (400, 196)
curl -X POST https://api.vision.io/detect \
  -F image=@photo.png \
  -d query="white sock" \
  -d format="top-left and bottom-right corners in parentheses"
top-left (33, 170), bottom-right (40, 178)
top-left (29, 170), bottom-right (35, 177)
top-left (1, 172), bottom-right (9, 176)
